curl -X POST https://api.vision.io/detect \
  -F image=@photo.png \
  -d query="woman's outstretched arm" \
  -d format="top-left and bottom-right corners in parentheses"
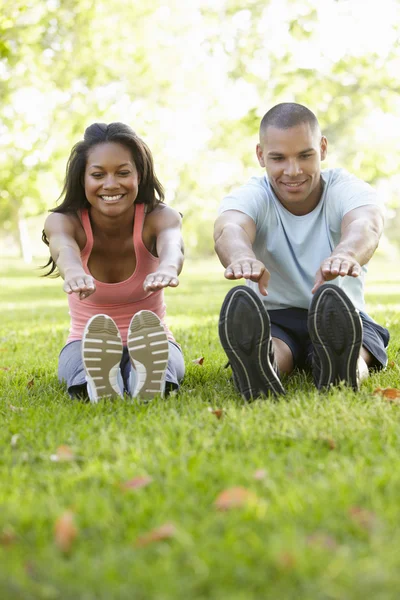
top-left (143, 206), bottom-right (184, 293)
top-left (44, 212), bottom-right (96, 300)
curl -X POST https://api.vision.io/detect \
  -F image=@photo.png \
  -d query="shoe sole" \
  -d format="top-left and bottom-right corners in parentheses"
top-left (308, 284), bottom-right (363, 390)
top-left (127, 310), bottom-right (169, 401)
top-left (81, 314), bottom-right (124, 403)
top-left (218, 286), bottom-right (285, 400)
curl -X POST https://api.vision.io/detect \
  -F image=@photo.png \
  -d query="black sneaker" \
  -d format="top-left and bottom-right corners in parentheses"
top-left (218, 286), bottom-right (285, 400)
top-left (308, 284), bottom-right (363, 390)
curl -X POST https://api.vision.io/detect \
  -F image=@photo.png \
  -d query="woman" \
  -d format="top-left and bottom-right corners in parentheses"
top-left (42, 122), bottom-right (185, 403)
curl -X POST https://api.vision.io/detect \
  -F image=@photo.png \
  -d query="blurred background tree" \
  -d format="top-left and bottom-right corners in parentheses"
top-left (1, 0), bottom-right (400, 260)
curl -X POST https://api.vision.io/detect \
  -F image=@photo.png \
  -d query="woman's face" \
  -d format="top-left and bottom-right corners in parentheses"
top-left (84, 142), bottom-right (140, 217)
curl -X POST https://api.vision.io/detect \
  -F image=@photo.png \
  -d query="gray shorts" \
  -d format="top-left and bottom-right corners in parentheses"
top-left (58, 340), bottom-right (185, 399)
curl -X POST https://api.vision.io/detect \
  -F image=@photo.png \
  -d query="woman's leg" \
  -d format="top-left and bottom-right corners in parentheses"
top-left (58, 340), bottom-right (88, 399)
top-left (121, 340), bottom-right (185, 397)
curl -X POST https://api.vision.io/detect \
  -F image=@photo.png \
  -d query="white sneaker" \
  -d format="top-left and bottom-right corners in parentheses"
top-left (81, 314), bottom-right (124, 403)
top-left (127, 311), bottom-right (169, 401)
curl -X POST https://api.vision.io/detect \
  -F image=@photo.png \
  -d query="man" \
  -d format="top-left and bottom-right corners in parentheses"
top-left (214, 102), bottom-right (389, 400)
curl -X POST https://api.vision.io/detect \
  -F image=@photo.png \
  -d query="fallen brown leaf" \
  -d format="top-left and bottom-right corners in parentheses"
top-left (0, 367), bottom-right (10, 371)
top-left (0, 526), bottom-right (16, 547)
top-left (54, 510), bottom-right (78, 553)
top-left (208, 407), bottom-right (223, 420)
top-left (373, 387), bottom-right (400, 400)
top-left (388, 361), bottom-right (396, 368)
top-left (9, 404), bottom-right (24, 413)
top-left (192, 357), bottom-right (204, 365)
top-left (121, 476), bottom-right (153, 490)
top-left (50, 445), bottom-right (75, 462)
top-left (348, 506), bottom-right (376, 531)
top-left (214, 487), bottom-right (258, 511)
top-left (319, 436), bottom-right (336, 450)
top-left (253, 469), bottom-right (267, 480)
top-left (135, 523), bottom-right (176, 547)
top-left (26, 378), bottom-right (34, 389)
top-left (277, 551), bottom-right (297, 570)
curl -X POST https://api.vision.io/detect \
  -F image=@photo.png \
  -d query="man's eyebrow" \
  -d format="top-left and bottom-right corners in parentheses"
top-left (267, 148), bottom-right (316, 157)
top-left (298, 148), bottom-right (315, 154)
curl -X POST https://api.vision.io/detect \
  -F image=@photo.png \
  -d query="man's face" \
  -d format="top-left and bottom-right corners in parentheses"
top-left (256, 122), bottom-right (327, 214)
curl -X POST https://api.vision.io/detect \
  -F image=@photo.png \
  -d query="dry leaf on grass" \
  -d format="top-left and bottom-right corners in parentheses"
top-left (318, 436), bottom-right (336, 450)
top-left (373, 387), bottom-right (400, 401)
top-left (0, 367), bottom-right (10, 371)
top-left (192, 357), bottom-right (204, 365)
top-left (135, 523), bottom-right (176, 547)
top-left (26, 378), bottom-right (35, 389)
top-left (0, 526), bottom-right (17, 547)
top-left (253, 469), bottom-right (268, 480)
top-left (348, 506), bottom-right (376, 531)
top-left (50, 445), bottom-right (75, 462)
top-left (277, 551), bottom-right (297, 570)
top-left (388, 361), bottom-right (396, 368)
top-left (9, 404), bottom-right (24, 413)
top-left (121, 476), bottom-right (153, 490)
top-left (208, 407), bottom-right (223, 420)
top-left (214, 487), bottom-right (258, 511)
top-left (54, 510), bottom-right (78, 553)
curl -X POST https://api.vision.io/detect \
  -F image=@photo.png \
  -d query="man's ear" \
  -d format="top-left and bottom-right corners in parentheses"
top-left (320, 136), bottom-right (328, 161)
top-left (256, 143), bottom-right (265, 168)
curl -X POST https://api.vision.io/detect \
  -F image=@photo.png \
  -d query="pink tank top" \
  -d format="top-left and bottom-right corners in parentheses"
top-left (67, 203), bottom-right (175, 345)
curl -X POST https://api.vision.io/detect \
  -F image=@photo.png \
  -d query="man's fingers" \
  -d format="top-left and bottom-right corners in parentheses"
top-left (232, 264), bottom-right (244, 279)
top-left (311, 268), bottom-right (325, 294)
top-left (349, 264), bottom-right (361, 277)
top-left (255, 269), bottom-right (269, 296)
top-left (241, 262), bottom-right (252, 278)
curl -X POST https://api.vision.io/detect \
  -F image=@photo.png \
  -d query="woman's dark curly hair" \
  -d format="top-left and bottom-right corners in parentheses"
top-left (41, 122), bottom-right (164, 276)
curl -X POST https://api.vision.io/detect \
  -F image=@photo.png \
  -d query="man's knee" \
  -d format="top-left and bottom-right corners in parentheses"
top-left (272, 337), bottom-right (294, 374)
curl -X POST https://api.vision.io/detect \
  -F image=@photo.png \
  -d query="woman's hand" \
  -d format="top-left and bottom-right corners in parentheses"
top-left (143, 268), bottom-right (179, 293)
top-left (63, 271), bottom-right (96, 300)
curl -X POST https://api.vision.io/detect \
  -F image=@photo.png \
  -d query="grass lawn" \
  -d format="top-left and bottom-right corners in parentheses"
top-left (1, 255), bottom-right (400, 600)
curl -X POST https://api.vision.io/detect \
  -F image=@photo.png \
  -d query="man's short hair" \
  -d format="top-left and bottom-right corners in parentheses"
top-left (259, 103), bottom-right (320, 138)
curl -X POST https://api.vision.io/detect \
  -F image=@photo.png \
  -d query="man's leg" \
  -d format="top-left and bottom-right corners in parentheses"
top-left (219, 285), bottom-right (285, 400)
top-left (308, 284), bottom-right (364, 390)
top-left (272, 337), bottom-right (294, 374)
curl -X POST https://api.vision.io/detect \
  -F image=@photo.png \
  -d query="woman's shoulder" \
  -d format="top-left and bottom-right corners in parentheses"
top-left (144, 203), bottom-right (182, 228)
top-left (44, 211), bottom-right (86, 246)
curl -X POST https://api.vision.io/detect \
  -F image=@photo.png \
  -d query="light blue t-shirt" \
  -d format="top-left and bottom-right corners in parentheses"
top-left (218, 168), bottom-right (379, 312)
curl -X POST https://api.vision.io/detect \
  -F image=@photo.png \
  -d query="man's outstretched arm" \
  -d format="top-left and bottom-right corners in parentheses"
top-left (312, 204), bottom-right (384, 293)
top-left (214, 210), bottom-right (270, 296)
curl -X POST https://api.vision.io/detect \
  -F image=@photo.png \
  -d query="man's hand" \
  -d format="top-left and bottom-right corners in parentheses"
top-left (224, 258), bottom-right (270, 296)
top-left (143, 268), bottom-right (179, 293)
top-left (312, 254), bottom-right (362, 294)
top-left (63, 271), bottom-right (96, 300)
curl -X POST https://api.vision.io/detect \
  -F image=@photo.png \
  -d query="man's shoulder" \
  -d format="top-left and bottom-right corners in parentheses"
top-left (322, 167), bottom-right (373, 191)
top-left (230, 174), bottom-right (268, 192)
top-left (225, 175), bottom-right (272, 201)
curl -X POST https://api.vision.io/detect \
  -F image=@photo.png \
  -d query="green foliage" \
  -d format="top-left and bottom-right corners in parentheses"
top-left (1, 0), bottom-right (400, 255)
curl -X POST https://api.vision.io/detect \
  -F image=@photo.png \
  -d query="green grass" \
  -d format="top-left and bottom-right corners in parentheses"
top-left (1, 256), bottom-right (400, 600)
